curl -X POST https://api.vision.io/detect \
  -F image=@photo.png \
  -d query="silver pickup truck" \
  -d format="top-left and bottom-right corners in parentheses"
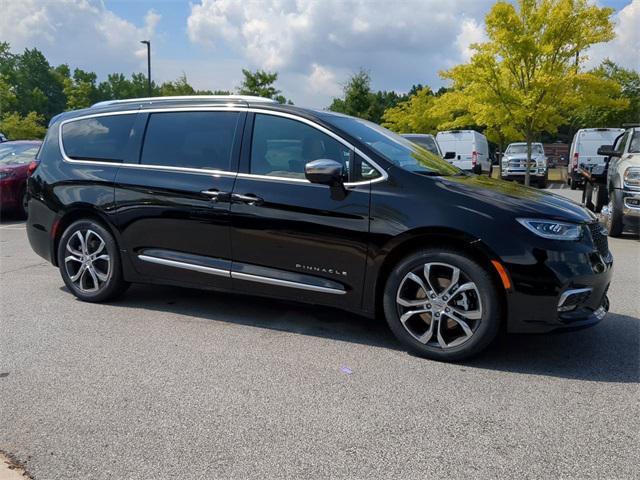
top-left (593, 127), bottom-right (640, 236)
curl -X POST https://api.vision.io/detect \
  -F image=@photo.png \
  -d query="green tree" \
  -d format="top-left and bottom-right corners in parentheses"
top-left (329, 69), bottom-right (408, 123)
top-left (238, 69), bottom-right (289, 104)
top-left (572, 59), bottom-right (639, 128)
top-left (13, 48), bottom-right (66, 122)
top-left (435, 0), bottom-right (617, 185)
top-left (0, 111), bottom-right (46, 139)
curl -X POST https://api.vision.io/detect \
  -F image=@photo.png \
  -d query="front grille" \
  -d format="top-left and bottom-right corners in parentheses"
top-left (587, 222), bottom-right (609, 257)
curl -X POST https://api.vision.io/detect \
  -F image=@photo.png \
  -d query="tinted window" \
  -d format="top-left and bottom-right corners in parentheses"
top-left (62, 114), bottom-right (136, 162)
top-left (251, 114), bottom-right (351, 179)
top-left (141, 112), bottom-right (239, 170)
top-left (404, 136), bottom-right (439, 156)
top-left (321, 114), bottom-right (460, 176)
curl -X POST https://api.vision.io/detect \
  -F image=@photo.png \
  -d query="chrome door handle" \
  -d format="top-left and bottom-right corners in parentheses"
top-left (232, 193), bottom-right (263, 205)
top-left (201, 190), bottom-right (231, 202)
top-left (201, 189), bottom-right (221, 199)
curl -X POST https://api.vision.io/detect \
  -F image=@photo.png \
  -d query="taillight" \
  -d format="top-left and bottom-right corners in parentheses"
top-left (471, 151), bottom-right (478, 166)
top-left (27, 160), bottom-right (39, 176)
top-left (572, 152), bottom-right (579, 170)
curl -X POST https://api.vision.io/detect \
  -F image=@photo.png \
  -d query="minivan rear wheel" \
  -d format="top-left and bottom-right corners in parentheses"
top-left (383, 249), bottom-right (501, 361)
top-left (57, 220), bottom-right (129, 302)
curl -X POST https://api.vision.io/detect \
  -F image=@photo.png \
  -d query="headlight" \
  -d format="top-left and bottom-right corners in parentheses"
top-left (624, 167), bottom-right (640, 189)
top-left (0, 171), bottom-right (14, 180)
top-left (516, 218), bottom-right (582, 240)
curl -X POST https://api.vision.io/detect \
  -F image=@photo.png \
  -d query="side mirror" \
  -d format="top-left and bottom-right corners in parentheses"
top-left (597, 145), bottom-right (619, 157)
top-left (305, 159), bottom-right (344, 186)
top-left (443, 151), bottom-right (456, 160)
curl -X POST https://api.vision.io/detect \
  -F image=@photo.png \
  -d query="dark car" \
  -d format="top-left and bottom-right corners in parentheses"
top-left (26, 96), bottom-right (612, 361)
top-left (0, 140), bottom-right (42, 217)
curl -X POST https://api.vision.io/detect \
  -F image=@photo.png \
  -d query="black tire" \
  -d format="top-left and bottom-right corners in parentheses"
top-left (57, 219), bottom-right (129, 302)
top-left (593, 184), bottom-right (608, 213)
top-left (537, 177), bottom-right (548, 189)
top-left (383, 249), bottom-right (501, 362)
top-left (16, 187), bottom-right (28, 219)
top-left (605, 190), bottom-right (624, 237)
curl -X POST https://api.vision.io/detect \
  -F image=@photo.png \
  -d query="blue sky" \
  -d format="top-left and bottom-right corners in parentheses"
top-left (2, 0), bottom-right (638, 107)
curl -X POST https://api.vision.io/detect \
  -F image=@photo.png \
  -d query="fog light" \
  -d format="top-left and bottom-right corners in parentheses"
top-left (558, 288), bottom-right (592, 312)
top-left (624, 197), bottom-right (640, 208)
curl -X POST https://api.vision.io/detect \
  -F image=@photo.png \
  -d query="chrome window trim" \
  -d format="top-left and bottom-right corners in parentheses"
top-left (57, 106), bottom-right (387, 186)
top-left (137, 254), bottom-right (346, 295)
top-left (231, 271), bottom-right (346, 295)
top-left (248, 108), bottom-right (387, 186)
top-left (138, 254), bottom-right (230, 277)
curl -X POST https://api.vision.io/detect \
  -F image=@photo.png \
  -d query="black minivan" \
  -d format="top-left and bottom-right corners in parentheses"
top-left (27, 96), bottom-right (612, 361)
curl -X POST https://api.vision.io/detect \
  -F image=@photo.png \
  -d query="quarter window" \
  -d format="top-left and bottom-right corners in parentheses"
top-left (62, 114), bottom-right (136, 162)
top-left (141, 111), bottom-right (240, 170)
top-left (251, 114), bottom-right (351, 179)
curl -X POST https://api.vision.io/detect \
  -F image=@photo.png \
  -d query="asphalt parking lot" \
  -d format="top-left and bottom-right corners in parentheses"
top-left (1, 188), bottom-right (638, 480)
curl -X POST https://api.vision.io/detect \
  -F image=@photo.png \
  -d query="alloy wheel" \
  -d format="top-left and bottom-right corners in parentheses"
top-left (64, 229), bottom-right (111, 293)
top-left (396, 262), bottom-right (482, 349)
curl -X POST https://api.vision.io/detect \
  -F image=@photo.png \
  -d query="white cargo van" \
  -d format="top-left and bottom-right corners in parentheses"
top-left (436, 130), bottom-right (490, 172)
top-left (568, 128), bottom-right (625, 189)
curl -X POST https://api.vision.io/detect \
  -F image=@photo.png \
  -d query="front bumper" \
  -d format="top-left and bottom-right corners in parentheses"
top-left (501, 169), bottom-right (547, 181)
top-left (622, 190), bottom-right (640, 219)
top-left (503, 228), bottom-right (613, 334)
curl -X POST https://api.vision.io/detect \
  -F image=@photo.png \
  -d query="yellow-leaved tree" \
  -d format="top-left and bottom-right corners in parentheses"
top-left (381, 87), bottom-right (440, 133)
top-left (434, 0), bottom-right (620, 185)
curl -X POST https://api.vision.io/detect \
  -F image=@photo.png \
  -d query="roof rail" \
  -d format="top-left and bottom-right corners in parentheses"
top-left (91, 95), bottom-right (278, 108)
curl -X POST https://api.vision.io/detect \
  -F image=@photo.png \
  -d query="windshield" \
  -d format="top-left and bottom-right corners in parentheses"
top-left (506, 144), bottom-right (543, 155)
top-left (0, 144), bottom-right (40, 165)
top-left (322, 115), bottom-right (460, 176)
top-left (403, 135), bottom-right (440, 156)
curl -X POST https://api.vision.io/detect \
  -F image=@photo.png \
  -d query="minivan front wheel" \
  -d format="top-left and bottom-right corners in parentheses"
top-left (57, 220), bottom-right (129, 302)
top-left (383, 249), bottom-right (500, 361)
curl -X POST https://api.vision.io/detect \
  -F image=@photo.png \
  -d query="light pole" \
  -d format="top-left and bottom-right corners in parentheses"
top-left (140, 40), bottom-right (151, 96)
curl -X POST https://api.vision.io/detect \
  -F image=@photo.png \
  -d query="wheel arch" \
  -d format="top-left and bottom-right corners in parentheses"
top-left (51, 206), bottom-right (120, 267)
top-left (372, 227), bottom-right (509, 325)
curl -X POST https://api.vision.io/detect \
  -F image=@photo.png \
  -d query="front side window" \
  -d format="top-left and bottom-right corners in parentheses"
top-left (62, 114), bottom-right (136, 162)
top-left (251, 114), bottom-right (352, 180)
top-left (320, 113), bottom-right (460, 177)
top-left (614, 131), bottom-right (630, 154)
top-left (141, 111), bottom-right (240, 170)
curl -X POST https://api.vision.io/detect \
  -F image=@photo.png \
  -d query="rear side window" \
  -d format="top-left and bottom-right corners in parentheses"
top-left (62, 114), bottom-right (136, 162)
top-left (140, 111), bottom-right (239, 171)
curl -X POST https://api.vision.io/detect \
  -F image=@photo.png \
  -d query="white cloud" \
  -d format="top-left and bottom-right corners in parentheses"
top-left (306, 64), bottom-right (342, 97)
top-left (186, 0), bottom-right (494, 105)
top-left (455, 18), bottom-right (488, 62)
top-left (0, 0), bottom-right (160, 77)
top-left (586, 0), bottom-right (640, 70)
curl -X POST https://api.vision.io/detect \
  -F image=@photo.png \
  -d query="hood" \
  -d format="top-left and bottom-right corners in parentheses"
top-left (434, 174), bottom-right (595, 223)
